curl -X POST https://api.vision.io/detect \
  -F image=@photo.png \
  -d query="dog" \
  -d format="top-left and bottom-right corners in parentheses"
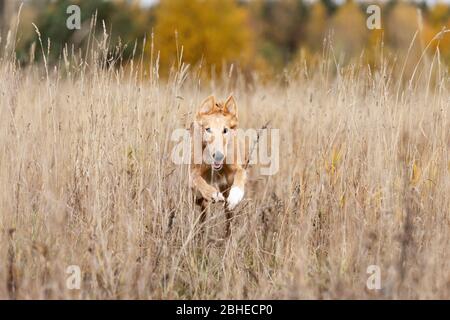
top-left (189, 95), bottom-right (246, 236)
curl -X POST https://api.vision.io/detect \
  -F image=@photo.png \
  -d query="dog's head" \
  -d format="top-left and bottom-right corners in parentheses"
top-left (195, 95), bottom-right (238, 171)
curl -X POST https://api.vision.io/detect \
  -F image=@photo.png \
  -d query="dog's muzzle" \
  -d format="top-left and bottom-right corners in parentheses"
top-left (212, 151), bottom-right (224, 170)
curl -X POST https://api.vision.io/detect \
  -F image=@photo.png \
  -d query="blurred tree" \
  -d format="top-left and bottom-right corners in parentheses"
top-left (306, 1), bottom-right (328, 51)
top-left (0, 0), bottom-right (4, 28)
top-left (386, 2), bottom-right (422, 77)
top-left (387, 2), bottom-right (420, 50)
top-left (17, 0), bottom-right (152, 63)
top-left (428, 2), bottom-right (450, 25)
top-left (365, 28), bottom-right (385, 68)
top-left (0, 0), bottom-right (17, 35)
top-left (249, 0), bottom-right (306, 69)
top-left (153, 0), bottom-right (253, 75)
top-left (422, 3), bottom-right (450, 63)
top-left (320, 0), bottom-right (338, 15)
top-left (360, 2), bottom-right (386, 68)
top-left (0, 0), bottom-right (23, 56)
top-left (24, 0), bottom-right (112, 61)
top-left (330, 0), bottom-right (367, 63)
top-left (107, 0), bottom-right (154, 58)
top-left (8, 0), bottom-right (450, 73)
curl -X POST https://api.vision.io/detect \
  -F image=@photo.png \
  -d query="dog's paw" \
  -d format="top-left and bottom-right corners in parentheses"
top-left (227, 187), bottom-right (244, 210)
top-left (212, 191), bottom-right (225, 203)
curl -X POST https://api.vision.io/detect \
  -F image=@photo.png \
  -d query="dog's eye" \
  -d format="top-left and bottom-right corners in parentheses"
top-left (223, 128), bottom-right (229, 134)
top-left (205, 127), bottom-right (211, 133)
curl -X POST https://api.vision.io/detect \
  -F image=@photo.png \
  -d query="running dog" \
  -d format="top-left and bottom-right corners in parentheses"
top-left (190, 95), bottom-right (246, 236)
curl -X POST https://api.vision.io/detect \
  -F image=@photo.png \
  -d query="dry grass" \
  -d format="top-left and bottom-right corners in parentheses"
top-left (0, 29), bottom-right (449, 299)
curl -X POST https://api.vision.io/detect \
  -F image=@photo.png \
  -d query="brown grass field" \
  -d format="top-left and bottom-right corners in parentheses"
top-left (0, 29), bottom-right (449, 299)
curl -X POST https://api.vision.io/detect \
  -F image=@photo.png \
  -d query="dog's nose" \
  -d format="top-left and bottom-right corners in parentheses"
top-left (213, 151), bottom-right (224, 162)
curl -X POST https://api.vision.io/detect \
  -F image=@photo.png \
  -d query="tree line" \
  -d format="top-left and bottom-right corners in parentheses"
top-left (2, 0), bottom-right (450, 76)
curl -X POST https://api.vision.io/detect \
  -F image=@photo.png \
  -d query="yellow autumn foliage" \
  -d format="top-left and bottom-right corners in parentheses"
top-left (306, 0), bottom-right (328, 51)
top-left (153, 0), bottom-right (253, 76)
top-left (330, 0), bottom-right (367, 62)
top-left (421, 3), bottom-right (450, 62)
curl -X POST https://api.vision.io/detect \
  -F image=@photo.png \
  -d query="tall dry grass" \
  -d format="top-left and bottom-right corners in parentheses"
top-left (0, 24), bottom-right (449, 299)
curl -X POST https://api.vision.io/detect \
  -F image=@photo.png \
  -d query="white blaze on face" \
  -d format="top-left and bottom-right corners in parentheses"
top-left (227, 187), bottom-right (244, 210)
top-left (203, 117), bottom-right (230, 169)
top-left (196, 96), bottom-right (237, 168)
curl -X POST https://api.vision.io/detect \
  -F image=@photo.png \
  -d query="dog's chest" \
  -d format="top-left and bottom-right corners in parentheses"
top-left (205, 171), bottom-right (229, 191)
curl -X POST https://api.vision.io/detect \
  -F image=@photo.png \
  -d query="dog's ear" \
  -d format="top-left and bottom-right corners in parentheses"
top-left (197, 95), bottom-right (215, 116)
top-left (224, 95), bottom-right (237, 118)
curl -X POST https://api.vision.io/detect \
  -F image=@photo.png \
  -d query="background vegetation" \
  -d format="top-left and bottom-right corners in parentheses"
top-left (1, 0), bottom-right (450, 76)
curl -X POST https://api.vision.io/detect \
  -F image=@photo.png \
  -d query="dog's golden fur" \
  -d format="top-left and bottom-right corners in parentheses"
top-left (190, 95), bottom-right (246, 236)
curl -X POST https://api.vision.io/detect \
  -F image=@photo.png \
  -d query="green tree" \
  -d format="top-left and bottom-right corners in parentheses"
top-left (18, 0), bottom-right (152, 63)
top-left (249, 0), bottom-right (306, 68)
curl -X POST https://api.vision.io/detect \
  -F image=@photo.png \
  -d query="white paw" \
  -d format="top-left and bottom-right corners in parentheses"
top-left (212, 191), bottom-right (225, 202)
top-left (227, 187), bottom-right (244, 210)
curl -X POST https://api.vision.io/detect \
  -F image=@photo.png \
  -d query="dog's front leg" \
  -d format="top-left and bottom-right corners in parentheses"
top-left (191, 172), bottom-right (225, 203)
top-left (227, 166), bottom-right (246, 210)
